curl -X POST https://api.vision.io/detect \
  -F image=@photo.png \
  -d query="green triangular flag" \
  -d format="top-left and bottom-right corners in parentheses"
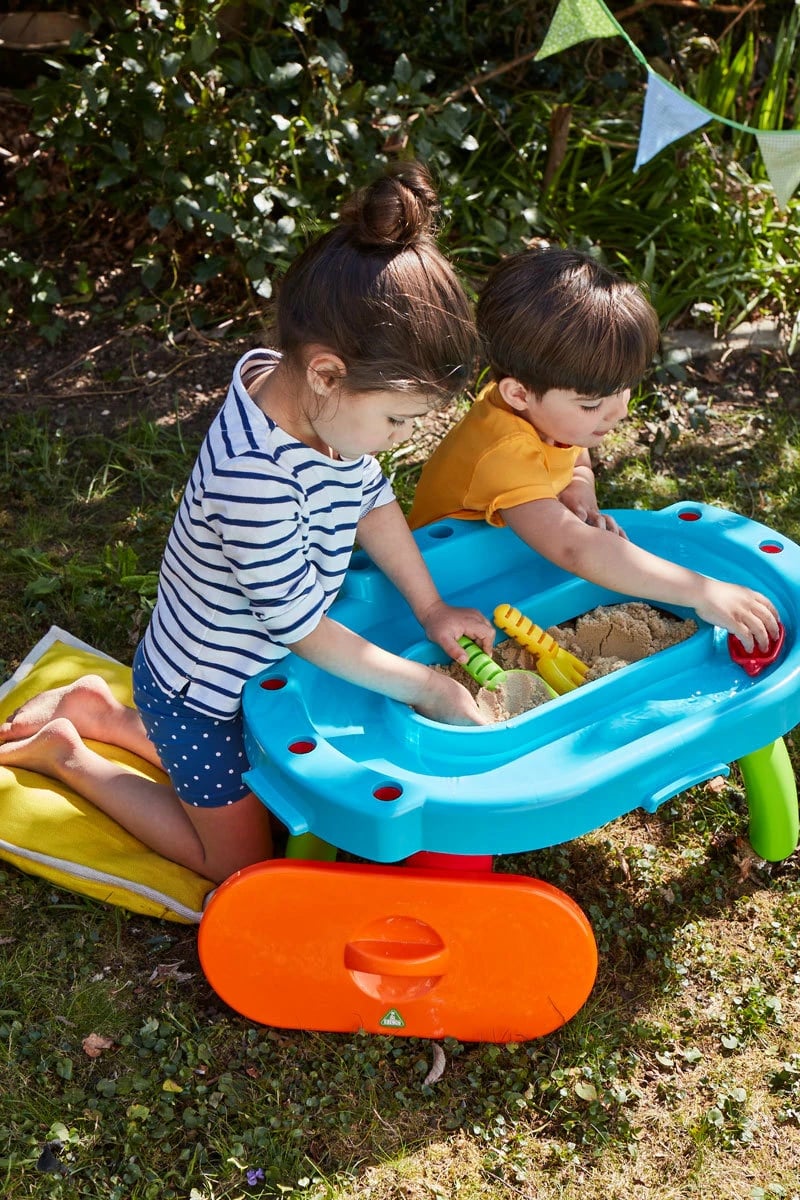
top-left (536, 0), bottom-right (622, 61)
top-left (755, 131), bottom-right (800, 210)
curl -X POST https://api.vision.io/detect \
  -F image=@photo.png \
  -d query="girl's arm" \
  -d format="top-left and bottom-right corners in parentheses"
top-left (356, 500), bottom-right (495, 661)
top-left (502, 496), bottom-right (780, 652)
top-left (288, 615), bottom-right (487, 725)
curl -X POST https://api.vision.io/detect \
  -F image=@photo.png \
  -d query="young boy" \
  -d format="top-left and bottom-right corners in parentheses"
top-left (408, 246), bottom-right (779, 653)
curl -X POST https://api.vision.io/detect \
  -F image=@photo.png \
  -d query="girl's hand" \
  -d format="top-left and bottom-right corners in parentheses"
top-left (419, 600), bottom-right (495, 663)
top-left (693, 581), bottom-right (781, 653)
top-left (412, 669), bottom-right (489, 726)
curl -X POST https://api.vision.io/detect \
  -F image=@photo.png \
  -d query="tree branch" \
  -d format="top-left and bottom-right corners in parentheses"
top-left (615, 1), bottom-right (760, 17)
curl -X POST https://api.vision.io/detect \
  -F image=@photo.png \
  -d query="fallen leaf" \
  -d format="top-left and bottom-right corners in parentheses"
top-left (148, 961), bottom-right (194, 985)
top-left (82, 1032), bottom-right (114, 1058)
top-left (733, 837), bottom-right (765, 881)
top-left (423, 1043), bottom-right (446, 1085)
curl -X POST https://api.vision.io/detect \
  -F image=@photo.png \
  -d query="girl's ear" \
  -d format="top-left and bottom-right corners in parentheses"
top-left (306, 350), bottom-right (347, 399)
top-left (497, 376), bottom-right (531, 412)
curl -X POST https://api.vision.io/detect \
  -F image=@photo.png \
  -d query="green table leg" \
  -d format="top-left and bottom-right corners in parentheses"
top-left (738, 738), bottom-right (799, 862)
top-left (285, 832), bottom-right (337, 862)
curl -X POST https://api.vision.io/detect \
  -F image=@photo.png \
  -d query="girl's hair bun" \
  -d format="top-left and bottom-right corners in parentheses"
top-left (275, 159), bottom-right (476, 405)
top-left (339, 160), bottom-right (439, 247)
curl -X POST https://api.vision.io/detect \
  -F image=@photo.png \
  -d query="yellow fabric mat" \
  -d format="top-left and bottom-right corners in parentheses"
top-left (0, 638), bottom-right (213, 922)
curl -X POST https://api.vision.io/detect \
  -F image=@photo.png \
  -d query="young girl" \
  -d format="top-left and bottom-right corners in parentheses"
top-left (0, 162), bottom-right (495, 883)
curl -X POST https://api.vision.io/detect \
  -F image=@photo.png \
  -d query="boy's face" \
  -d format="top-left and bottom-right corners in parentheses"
top-left (523, 386), bottom-right (631, 448)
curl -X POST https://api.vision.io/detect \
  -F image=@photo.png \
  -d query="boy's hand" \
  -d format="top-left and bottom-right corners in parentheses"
top-left (693, 580), bottom-right (781, 653)
top-left (559, 479), bottom-right (628, 539)
top-left (418, 600), bottom-right (495, 663)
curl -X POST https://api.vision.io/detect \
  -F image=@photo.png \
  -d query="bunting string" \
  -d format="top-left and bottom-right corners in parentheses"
top-left (535, 0), bottom-right (800, 208)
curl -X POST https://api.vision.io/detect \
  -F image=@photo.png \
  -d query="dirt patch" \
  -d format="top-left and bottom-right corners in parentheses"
top-left (2, 300), bottom-right (797, 470)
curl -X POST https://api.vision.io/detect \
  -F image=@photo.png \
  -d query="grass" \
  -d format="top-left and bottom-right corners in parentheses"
top-left (1, 355), bottom-right (800, 1199)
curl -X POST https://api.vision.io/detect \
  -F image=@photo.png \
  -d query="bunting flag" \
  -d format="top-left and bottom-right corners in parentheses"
top-left (536, 0), bottom-right (800, 208)
top-left (535, 0), bottom-right (622, 61)
top-left (634, 71), bottom-right (712, 172)
top-left (755, 132), bottom-right (800, 211)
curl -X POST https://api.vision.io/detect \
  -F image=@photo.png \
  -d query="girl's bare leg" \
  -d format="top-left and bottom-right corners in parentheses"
top-left (0, 717), bottom-right (273, 882)
top-left (0, 674), bottom-right (159, 765)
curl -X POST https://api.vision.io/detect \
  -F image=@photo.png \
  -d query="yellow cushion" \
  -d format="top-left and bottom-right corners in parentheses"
top-left (0, 641), bottom-right (213, 922)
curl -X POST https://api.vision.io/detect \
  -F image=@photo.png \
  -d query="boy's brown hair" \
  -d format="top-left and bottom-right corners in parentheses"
top-left (476, 246), bottom-right (660, 399)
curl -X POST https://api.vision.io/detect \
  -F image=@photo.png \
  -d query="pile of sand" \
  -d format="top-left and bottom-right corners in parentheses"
top-left (436, 602), bottom-right (696, 722)
top-left (548, 601), bottom-right (697, 683)
top-left (432, 657), bottom-right (553, 720)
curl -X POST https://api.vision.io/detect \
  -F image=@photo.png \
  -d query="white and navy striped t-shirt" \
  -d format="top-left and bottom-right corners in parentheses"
top-left (140, 348), bottom-right (395, 718)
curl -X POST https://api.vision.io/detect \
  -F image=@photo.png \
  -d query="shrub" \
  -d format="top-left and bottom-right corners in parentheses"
top-left (3, 0), bottom-right (798, 336)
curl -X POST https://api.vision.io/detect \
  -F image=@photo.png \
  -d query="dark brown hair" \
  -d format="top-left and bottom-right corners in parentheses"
top-left (275, 161), bottom-right (477, 406)
top-left (476, 246), bottom-right (660, 398)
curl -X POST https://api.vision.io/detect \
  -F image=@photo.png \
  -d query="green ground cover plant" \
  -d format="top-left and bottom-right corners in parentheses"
top-left (1, 340), bottom-right (799, 1199)
top-left (2, 2), bottom-right (800, 1196)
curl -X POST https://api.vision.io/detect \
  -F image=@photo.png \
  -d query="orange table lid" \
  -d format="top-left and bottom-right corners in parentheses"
top-left (199, 860), bottom-right (597, 1042)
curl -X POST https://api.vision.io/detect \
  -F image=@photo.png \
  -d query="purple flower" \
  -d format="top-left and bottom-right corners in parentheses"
top-left (246, 1167), bottom-right (265, 1186)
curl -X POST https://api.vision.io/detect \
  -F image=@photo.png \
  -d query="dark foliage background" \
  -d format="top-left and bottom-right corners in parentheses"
top-left (2, 0), bottom-right (799, 345)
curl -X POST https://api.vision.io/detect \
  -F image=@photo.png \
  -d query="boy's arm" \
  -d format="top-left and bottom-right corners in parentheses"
top-left (356, 500), bottom-right (495, 660)
top-left (502, 497), bottom-right (780, 652)
top-left (557, 450), bottom-right (626, 537)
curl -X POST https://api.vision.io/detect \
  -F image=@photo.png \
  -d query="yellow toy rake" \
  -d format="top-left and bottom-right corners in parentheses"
top-left (494, 603), bottom-right (588, 695)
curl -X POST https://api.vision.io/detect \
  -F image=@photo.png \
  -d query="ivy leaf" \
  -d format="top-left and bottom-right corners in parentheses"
top-left (267, 61), bottom-right (302, 88)
top-left (148, 205), bottom-right (171, 230)
top-left (393, 53), bottom-right (412, 85)
top-left (316, 38), bottom-right (349, 77)
top-left (97, 164), bottom-right (128, 189)
top-left (190, 32), bottom-right (217, 64)
top-left (23, 576), bottom-right (61, 601)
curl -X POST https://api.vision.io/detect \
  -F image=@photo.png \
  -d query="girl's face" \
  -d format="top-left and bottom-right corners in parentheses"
top-left (524, 386), bottom-right (631, 448)
top-left (312, 389), bottom-right (433, 459)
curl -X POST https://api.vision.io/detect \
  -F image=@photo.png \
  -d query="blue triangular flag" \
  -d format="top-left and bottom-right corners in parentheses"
top-left (634, 70), bottom-right (712, 171)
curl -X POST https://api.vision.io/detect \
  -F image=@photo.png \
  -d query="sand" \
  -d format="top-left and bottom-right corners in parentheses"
top-left (436, 601), bottom-right (697, 722)
top-left (548, 601), bottom-right (697, 683)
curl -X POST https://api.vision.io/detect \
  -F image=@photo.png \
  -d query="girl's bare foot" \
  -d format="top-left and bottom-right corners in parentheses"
top-left (0, 716), bottom-right (84, 780)
top-left (0, 674), bottom-right (129, 745)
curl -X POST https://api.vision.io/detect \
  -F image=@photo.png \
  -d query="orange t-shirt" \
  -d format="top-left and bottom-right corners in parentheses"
top-left (408, 383), bottom-right (582, 530)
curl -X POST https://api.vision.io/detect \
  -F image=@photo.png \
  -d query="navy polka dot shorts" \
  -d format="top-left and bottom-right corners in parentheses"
top-left (132, 644), bottom-right (250, 809)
